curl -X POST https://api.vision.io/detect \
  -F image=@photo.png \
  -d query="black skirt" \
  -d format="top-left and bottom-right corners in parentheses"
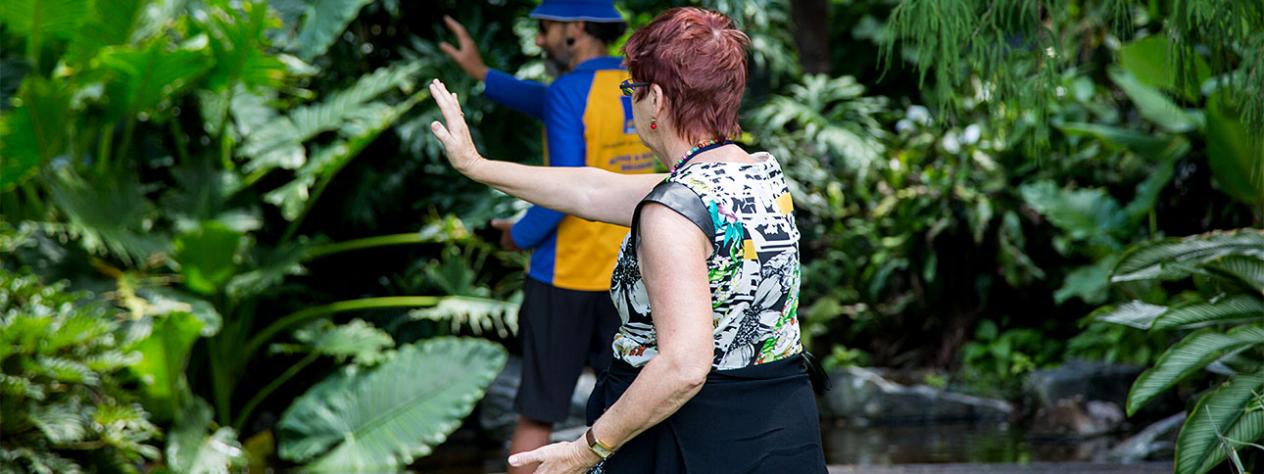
top-left (586, 354), bottom-right (828, 473)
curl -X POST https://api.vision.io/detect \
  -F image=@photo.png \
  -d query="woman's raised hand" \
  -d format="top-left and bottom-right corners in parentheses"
top-left (428, 79), bottom-right (483, 176)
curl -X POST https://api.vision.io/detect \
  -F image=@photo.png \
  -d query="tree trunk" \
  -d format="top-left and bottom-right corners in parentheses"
top-left (790, 0), bottom-right (831, 75)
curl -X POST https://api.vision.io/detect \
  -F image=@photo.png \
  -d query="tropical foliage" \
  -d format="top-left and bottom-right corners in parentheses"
top-left (1, 0), bottom-right (514, 471)
top-left (1097, 230), bottom-right (1264, 474)
top-left (0, 267), bottom-right (160, 473)
top-left (2, 0), bottom-right (1263, 470)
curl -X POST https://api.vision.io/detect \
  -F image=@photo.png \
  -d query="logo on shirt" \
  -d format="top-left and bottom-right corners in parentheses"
top-left (620, 96), bottom-right (637, 135)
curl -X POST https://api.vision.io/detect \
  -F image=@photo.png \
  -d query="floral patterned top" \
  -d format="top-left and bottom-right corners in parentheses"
top-left (609, 152), bottom-right (804, 370)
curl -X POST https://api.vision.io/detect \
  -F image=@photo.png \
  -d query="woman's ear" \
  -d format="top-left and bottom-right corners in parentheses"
top-left (650, 83), bottom-right (666, 117)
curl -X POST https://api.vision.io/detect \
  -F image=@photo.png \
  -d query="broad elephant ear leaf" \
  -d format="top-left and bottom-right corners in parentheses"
top-left (277, 337), bottom-right (506, 472)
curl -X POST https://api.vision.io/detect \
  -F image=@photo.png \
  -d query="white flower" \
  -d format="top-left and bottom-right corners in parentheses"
top-left (896, 119), bottom-right (915, 133)
top-left (906, 105), bottom-right (931, 124)
top-left (941, 132), bottom-right (961, 154)
top-left (962, 124), bottom-right (982, 145)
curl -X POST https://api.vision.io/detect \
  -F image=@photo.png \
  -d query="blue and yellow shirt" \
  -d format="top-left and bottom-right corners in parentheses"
top-left (484, 56), bottom-right (657, 291)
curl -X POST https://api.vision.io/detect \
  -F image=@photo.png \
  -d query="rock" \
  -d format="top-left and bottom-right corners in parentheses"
top-left (1099, 412), bottom-right (1185, 463)
top-left (1024, 361), bottom-right (1143, 413)
top-left (821, 367), bottom-right (1013, 423)
top-left (477, 355), bottom-right (596, 442)
top-left (1029, 398), bottom-right (1126, 438)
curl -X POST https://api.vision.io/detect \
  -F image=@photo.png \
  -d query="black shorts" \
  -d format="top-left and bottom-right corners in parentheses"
top-left (515, 277), bottom-right (621, 424)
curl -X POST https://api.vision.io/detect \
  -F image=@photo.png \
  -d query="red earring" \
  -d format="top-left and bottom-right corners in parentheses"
top-left (650, 118), bottom-right (657, 130)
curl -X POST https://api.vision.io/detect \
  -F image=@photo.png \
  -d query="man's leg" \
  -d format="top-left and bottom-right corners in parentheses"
top-left (507, 416), bottom-right (552, 474)
top-left (511, 279), bottom-right (595, 471)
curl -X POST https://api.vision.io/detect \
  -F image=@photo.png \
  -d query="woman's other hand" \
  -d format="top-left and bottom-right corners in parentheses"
top-left (507, 439), bottom-right (601, 474)
top-left (428, 79), bottom-right (484, 176)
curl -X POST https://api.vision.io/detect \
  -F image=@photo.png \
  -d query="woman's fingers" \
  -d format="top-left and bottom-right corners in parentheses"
top-left (507, 447), bottom-right (543, 467)
top-left (429, 120), bottom-right (452, 144)
top-left (429, 80), bottom-right (467, 135)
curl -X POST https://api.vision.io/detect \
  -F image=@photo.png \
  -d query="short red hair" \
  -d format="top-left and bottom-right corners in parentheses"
top-left (623, 8), bottom-right (750, 144)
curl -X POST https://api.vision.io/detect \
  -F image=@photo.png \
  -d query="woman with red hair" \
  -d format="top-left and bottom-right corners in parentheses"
top-left (429, 7), bottom-right (827, 473)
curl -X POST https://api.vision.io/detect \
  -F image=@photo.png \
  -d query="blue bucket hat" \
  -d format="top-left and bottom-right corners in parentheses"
top-left (529, 0), bottom-right (624, 23)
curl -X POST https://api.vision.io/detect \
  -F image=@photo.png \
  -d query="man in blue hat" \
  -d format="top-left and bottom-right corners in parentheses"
top-left (441, 2), bottom-right (656, 471)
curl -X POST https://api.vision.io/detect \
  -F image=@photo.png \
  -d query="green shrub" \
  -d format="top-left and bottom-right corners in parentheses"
top-left (0, 268), bottom-right (159, 473)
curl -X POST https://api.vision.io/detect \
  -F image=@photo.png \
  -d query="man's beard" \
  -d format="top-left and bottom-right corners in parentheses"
top-left (543, 48), bottom-right (570, 78)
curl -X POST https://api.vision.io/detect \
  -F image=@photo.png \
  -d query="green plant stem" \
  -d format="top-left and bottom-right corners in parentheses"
top-left (217, 88), bottom-right (234, 171)
top-left (115, 116), bottom-right (138, 167)
top-left (232, 351), bottom-right (319, 431)
top-left (207, 337), bottom-right (234, 426)
top-left (242, 296), bottom-right (441, 365)
top-left (242, 167), bottom-right (269, 188)
top-left (21, 183), bottom-right (46, 218)
top-left (170, 118), bottom-right (191, 165)
top-left (97, 124), bottom-right (114, 173)
top-left (303, 233), bottom-right (445, 261)
top-left (220, 129), bottom-right (234, 171)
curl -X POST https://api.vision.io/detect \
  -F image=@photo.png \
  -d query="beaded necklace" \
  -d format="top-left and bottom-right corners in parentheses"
top-left (671, 139), bottom-right (733, 172)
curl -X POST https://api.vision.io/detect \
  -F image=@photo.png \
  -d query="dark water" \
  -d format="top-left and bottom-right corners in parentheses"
top-left (410, 421), bottom-right (1127, 473)
top-left (820, 420), bottom-right (1119, 465)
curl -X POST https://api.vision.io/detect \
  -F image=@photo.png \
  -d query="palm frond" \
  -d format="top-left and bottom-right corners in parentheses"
top-left (1175, 369), bottom-right (1264, 474)
top-left (1127, 325), bottom-right (1264, 415)
top-left (1112, 230), bottom-right (1264, 283)
top-left (275, 319), bottom-right (394, 366)
top-left (410, 295), bottom-right (520, 338)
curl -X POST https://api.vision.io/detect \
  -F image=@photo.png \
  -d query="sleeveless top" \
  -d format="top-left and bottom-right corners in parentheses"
top-left (609, 152), bottom-right (804, 370)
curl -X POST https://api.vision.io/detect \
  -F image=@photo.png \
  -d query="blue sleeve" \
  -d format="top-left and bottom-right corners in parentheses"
top-left (483, 69), bottom-right (547, 120)
top-left (510, 75), bottom-right (589, 249)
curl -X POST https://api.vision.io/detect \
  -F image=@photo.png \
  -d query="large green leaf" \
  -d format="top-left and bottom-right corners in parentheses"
top-left (1205, 92), bottom-right (1264, 205)
top-left (1205, 255), bottom-right (1264, 294)
top-left (1127, 325), bottom-right (1264, 415)
top-left (1112, 230), bottom-right (1264, 283)
top-left (46, 168), bottom-right (170, 264)
top-left (166, 397), bottom-right (245, 474)
top-left (1055, 256), bottom-right (1119, 305)
top-left (264, 91), bottom-right (425, 220)
top-left (225, 241), bottom-right (312, 301)
top-left (174, 221), bottom-right (244, 295)
top-left (99, 39), bottom-right (214, 118)
top-left (135, 287), bottom-right (223, 336)
top-left (1057, 122), bottom-right (1182, 158)
top-left (291, 0), bottom-right (374, 60)
top-left (1019, 180), bottom-right (1124, 245)
top-left (1109, 67), bottom-right (1200, 134)
top-left (129, 311), bottom-right (206, 421)
top-left (238, 62), bottom-right (420, 173)
top-left (277, 338), bottom-right (506, 472)
top-left (65, 0), bottom-right (145, 63)
top-left (0, 0), bottom-right (89, 39)
top-left (0, 78), bottom-right (70, 191)
top-left (1119, 35), bottom-right (1210, 101)
top-left (1152, 295), bottom-right (1264, 330)
top-left (1174, 369), bottom-right (1264, 474)
top-left (198, 0), bottom-right (289, 90)
top-left (1095, 300), bottom-right (1168, 330)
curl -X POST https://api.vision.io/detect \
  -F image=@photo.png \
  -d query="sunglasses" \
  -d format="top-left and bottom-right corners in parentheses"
top-left (619, 79), bottom-right (650, 97)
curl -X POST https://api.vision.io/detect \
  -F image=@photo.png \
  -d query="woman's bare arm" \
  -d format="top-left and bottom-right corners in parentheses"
top-left (428, 79), bottom-right (664, 226)
top-left (582, 203), bottom-right (715, 448)
top-left (508, 203), bottom-right (714, 471)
